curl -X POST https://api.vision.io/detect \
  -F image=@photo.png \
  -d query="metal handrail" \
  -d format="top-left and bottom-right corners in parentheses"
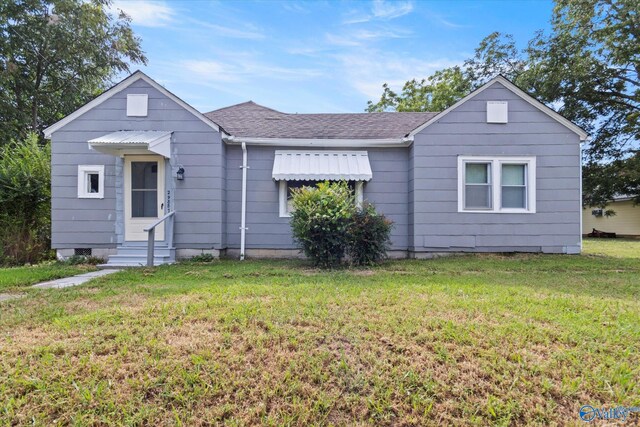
top-left (143, 211), bottom-right (175, 267)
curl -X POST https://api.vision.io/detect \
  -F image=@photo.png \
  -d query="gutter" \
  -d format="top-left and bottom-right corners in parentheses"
top-left (223, 136), bottom-right (413, 147)
top-left (239, 142), bottom-right (248, 260)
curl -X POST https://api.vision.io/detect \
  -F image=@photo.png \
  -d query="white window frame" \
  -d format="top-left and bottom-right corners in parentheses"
top-left (77, 165), bottom-right (105, 199)
top-left (457, 156), bottom-right (536, 214)
top-left (278, 180), bottom-right (365, 218)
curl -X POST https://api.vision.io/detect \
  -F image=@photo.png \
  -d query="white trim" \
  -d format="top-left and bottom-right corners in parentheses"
top-left (44, 71), bottom-right (220, 138)
top-left (409, 76), bottom-right (588, 141)
top-left (240, 142), bottom-right (248, 260)
top-left (77, 165), bottom-right (104, 199)
top-left (355, 181), bottom-right (364, 208)
top-left (278, 180), bottom-right (290, 218)
top-left (124, 155), bottom-right (165, 241)
top-left (457, 155), bottom-right (537, 214)
top-left (224, 135), bottom-right (412, 147)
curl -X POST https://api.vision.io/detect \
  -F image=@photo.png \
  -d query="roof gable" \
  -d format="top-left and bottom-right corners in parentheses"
top-left (44, 71), bottom-right (220, 138)
top-left (408, 75), bottom-right (588, 141)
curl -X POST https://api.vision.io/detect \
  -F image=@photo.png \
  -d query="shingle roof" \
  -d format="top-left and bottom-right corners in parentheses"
top-left (204, 101), bottom-right (438, 139)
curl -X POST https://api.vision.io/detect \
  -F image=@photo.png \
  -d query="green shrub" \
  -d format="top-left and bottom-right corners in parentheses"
top-left (347, 203), bottom-right (393, 266)
top-left (0, 134), bottom-right (52, 265)
top-left (59, 255), bottom-right (104, 266)
top-left (189, 253), bottom-right (216, 263)
top-left (290, 181), bottom-right (356, 268)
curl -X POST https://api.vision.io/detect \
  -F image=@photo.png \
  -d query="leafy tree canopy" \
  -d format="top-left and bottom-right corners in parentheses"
top-left (367, 0), bottom-right (639, 207)
top-left (0, 0), bottom-right (146, 143)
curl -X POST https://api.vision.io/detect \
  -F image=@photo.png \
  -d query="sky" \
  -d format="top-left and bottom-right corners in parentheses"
top-left (110, 0), bottom-right (555, 114)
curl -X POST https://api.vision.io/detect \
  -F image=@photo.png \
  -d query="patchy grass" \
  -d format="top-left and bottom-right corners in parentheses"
top-left (582, 237), bottom-right (640, 259)
top-left (0, 262), bottom-right (97, 292)
top-left (0, 242), bottom-right (638, 425)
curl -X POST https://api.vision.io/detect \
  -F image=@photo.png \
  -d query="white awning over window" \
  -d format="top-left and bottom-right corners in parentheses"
top-left (272, 150), bottom-right (373, 181)
top-left (88, 130), bottom-right (172, 158)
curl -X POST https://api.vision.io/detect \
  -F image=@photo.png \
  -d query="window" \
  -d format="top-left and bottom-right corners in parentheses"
top-left (278, 180), bottom-right (364, 218)
top-left (464, 162), bottom-right (492, 209)
top-left (130, 161), bottom-right (158, 217)
top-left (77, 165), bottom-right (104, 199)
top-left (458, 156), bottom-right (536, 213)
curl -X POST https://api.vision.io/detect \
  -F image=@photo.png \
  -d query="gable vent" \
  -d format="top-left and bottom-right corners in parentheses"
top-left (127, 94), bottom-right (148, 117)
top-left (487, 101), bottom-right (508, 123)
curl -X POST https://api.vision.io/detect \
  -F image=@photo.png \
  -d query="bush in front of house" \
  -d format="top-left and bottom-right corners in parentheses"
top-left (0, 134), bottom-right (52, 265)
top-left (290, 181), bottom-right (393, 268)
top-left (347, 203), bottom-right (393, 266)
top-left (290, 181), bottom-right (356, 268)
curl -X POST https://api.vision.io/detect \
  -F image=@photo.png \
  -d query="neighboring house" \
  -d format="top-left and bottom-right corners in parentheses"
top-left (44, 71), bottom-right (588, 266)
top-left (583, 196), bottom-right (640, 237)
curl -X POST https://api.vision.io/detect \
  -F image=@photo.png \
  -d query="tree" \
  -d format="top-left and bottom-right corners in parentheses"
top-left (366, 66), bottom-right (472, 112)
top-left (367, 0), bottom-right (639, 206)
top-left (525, 0), bottom-right (639, 206)
top-left (0, 134), bottom-right (51, 264)
top-left (0, 0), bottom-right (146, 143)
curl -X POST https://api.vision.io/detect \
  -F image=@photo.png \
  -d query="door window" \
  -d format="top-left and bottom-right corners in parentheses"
top-left (131, 161), bottom-right (158, 217)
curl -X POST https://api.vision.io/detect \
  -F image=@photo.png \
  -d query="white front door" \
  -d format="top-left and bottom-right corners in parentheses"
top-left (124, 155), bottom-right (165, 241)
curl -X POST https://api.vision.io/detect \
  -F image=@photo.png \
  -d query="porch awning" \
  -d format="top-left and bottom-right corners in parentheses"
top-left (272, 150), bottom-right (373, 181)
top-left (88, 131), bottom-right (172, 158)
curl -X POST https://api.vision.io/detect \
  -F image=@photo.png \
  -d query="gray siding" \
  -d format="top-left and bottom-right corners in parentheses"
top-left (224, 146), bottom-right (410, 250)
top-left (51, 79), bottom-right (223, 250)
top-left (412, 82), bottom-right (582, 253)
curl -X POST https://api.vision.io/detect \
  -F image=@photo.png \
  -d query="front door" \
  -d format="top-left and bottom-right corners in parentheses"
top-left (124, 155), bottom-right (165, 241)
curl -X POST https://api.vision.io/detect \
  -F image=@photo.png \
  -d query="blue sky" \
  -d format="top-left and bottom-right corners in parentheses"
top-left (111, 0), bottom-right (554, 114)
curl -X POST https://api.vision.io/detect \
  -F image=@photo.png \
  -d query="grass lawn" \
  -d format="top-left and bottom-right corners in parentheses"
top-left (0, 240), bottom-right (638, 425)
top-left (0, 263), bottom-right (97, 292)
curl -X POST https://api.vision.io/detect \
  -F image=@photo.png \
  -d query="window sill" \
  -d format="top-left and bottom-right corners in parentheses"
top-left (458, 208), bottom-right (535, 214)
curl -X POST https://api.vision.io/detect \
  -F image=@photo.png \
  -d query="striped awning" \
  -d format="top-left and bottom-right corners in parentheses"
top-left (272, 151), bottom-right (373, 181)
top-left (88, 130), bottom-right (172, 158)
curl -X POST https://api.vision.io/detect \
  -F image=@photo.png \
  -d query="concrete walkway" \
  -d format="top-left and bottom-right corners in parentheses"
top-left (31, 269), bottom-right (121, 289)
top-left (0, 293), bottom-right (25, 302)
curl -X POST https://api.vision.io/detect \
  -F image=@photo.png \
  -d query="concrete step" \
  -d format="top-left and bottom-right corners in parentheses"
top-left (114, 247), bottom-right (174, 257)
top-left (101, 245), bottom-right (176, 268)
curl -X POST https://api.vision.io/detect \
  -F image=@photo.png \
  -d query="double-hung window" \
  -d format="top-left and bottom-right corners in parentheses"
top-left (458, 156), bottom-right (536, 213)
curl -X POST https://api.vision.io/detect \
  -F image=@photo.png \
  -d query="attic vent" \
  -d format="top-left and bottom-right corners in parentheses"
top-left (127, 94), bottom-right (148, 117)
top-left (265, 117), bottom-right (282, 120)
top-left (487, 101), bottom-right (508, 123)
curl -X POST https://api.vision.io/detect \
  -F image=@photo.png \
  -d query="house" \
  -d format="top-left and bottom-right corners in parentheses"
top-left (44, 71), bottom-right (588, 266)
top-left (583, 196), bottom-right (640, 237)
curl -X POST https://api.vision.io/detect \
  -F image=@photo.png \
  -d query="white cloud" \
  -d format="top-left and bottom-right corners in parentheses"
top-left (111, 0), bottom-right (175, 27)
top-left (181, 56), bottom-right (323, 86)
top-left (185, 19), bottom-right (265, 40)
top-left (334, 49), bottom-right (459, 100)
top-left (343, 0), bottom-right (413, 24)
top-left (372, 0), bottom-right (413, 20)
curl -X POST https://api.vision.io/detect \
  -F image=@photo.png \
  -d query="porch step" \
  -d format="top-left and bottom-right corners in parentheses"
top-left (100, 244), bottom-right (176, 268)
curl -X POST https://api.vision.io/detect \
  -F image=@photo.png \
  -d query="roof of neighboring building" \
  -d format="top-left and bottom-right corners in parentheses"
top-left (204, 101), bottom-right (439, 139)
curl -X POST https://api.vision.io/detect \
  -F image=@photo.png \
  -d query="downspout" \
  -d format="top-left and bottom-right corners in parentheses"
top-left (240, 142), bottom-right (248, 260)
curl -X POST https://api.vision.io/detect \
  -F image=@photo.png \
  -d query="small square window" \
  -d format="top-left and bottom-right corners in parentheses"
top-left (78, 165), bottom-right (104, 199)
